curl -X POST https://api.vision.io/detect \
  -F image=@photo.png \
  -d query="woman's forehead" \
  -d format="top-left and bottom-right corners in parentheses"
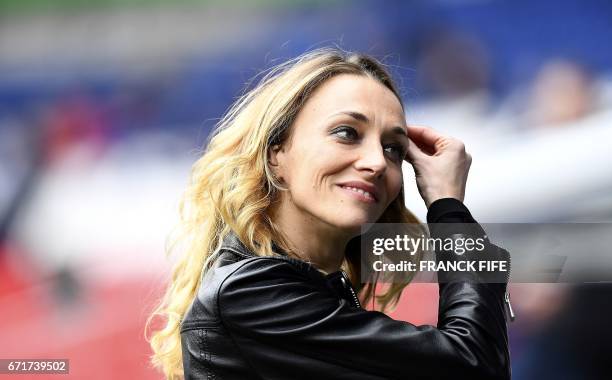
top-left (300, 74), bottom-right (406, 126)
top-left (302, 74), bottom-right (405, 123)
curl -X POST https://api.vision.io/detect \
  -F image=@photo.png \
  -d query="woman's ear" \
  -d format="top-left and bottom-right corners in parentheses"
top-left (268, 144), bottom-right (284, 180)
top-left (268, 144), bottom-right (281, 166)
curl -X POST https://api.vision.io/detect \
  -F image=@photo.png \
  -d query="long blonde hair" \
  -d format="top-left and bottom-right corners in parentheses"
top-left (146, 47), bottom-right (425, 379)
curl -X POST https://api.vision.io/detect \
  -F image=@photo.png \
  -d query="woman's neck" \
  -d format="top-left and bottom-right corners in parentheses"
top-left (270, 200), bottom-right (350, 274)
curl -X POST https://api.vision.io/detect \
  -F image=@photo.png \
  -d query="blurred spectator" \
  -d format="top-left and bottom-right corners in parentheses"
top-left (417, 29), bottom-right (491, 99)
top-left (527, 59), bottom-right (596, 127)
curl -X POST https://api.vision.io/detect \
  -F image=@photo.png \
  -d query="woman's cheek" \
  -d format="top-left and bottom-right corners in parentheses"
top-left (388, 172), bottom-right (403, 202)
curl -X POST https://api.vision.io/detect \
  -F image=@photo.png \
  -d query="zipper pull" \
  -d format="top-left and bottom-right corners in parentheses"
top-left (504, 291), bottom-right (516, 322)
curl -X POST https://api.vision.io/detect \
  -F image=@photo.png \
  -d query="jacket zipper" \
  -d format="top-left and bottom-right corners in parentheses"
top-left (504, 291), bottom-right (515, 322)
top-left (340, 270), bottom-right (362, 309)
top-left (503, 251), bottom-right (515, 322)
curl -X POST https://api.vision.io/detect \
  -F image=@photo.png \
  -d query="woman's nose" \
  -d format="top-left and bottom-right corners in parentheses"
top-left (354, 142), bottom-right (387, 178)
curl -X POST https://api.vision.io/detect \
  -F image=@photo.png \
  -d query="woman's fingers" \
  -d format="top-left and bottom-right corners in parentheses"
top-left (405, 138), bottom-right (425, 162)
top-left (405, 125), bottom-right (440, 158)
top-left (407, 125), bottom-right (444, 147)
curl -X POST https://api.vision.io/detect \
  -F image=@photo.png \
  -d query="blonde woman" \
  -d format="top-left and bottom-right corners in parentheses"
top-left (147, 48), bottom-right (511, 379)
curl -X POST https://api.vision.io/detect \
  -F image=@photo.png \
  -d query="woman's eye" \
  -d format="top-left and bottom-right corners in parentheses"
top-left (332, 126), bottom-right (359, 140)
top-left (384, 144), bottom-right (405, 162)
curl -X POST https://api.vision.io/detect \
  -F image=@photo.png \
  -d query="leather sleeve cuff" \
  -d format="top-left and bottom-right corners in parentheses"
top-left (427, 198), bottom-right (476, 224)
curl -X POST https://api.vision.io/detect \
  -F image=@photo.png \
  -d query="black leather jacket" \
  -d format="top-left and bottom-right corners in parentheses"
top-left (180, 199), bottom-right (512, 379)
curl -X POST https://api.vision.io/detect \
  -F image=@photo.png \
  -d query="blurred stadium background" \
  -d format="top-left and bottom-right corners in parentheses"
top-left (1, 0), bottom-right (611, 378)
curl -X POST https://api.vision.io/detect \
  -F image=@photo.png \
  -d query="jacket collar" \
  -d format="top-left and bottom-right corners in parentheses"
top-left (219, 230), bottom-right (288, 258)
top-left (219, 230), bottom-right (254, 257)
top-left (218, 230), bottom-right (362, 309)
top-left (219, 230), bottom-right (317, 273)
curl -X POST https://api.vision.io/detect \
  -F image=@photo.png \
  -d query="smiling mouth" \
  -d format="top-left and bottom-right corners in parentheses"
top-left (338, 185), bottom-right (378, 203)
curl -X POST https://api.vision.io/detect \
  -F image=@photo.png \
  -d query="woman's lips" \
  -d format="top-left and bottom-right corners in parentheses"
top-left (337, 185), bottom-right (378, 203)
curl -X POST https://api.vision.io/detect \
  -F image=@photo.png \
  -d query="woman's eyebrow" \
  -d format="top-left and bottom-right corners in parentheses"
top-left (329, 110), bottom-right (369, 123)
top-left (329, 111), bottom-right (408, 137)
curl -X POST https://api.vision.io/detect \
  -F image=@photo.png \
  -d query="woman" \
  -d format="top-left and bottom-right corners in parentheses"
top-left (147, 48), bottom-right (512, 379)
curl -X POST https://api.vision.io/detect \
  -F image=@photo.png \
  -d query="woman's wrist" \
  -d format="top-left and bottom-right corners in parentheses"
top-left (425, 190), bottom-right (465, 209)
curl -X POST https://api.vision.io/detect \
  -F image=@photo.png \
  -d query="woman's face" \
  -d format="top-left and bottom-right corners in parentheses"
top-left (270, 73), bottom-right (408, 235)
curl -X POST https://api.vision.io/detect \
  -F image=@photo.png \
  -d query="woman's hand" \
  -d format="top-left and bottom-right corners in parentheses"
top-left (405, 125), bottom-right (472, 209)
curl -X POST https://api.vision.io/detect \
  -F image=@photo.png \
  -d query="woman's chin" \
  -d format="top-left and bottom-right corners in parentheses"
top-left (332, 217), bottom-right (371, 235)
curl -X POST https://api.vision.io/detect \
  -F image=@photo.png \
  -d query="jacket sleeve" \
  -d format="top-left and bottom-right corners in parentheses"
top-left (218, 199), bottom-right (511, 380)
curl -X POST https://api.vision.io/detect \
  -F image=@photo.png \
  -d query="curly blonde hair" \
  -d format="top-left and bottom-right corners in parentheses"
top-left (145, 47), bottom-right (425, 379)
